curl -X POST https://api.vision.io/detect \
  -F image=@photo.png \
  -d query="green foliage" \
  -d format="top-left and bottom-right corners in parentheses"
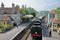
top-left (20, 7), bottom-right (38, 17)
top-left (31, 12), bottom-right (36, 18)
top-left (20, 8), bottom-right (25, 13)
top-left (56, 7), bottom-right (60, 19)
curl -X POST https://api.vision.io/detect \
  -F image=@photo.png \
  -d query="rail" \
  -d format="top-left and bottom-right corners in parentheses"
top-left (12, 22), bottom-right (33, 40)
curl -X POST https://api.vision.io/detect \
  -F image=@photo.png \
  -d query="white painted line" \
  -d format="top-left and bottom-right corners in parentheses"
top-left (10, 23), bottom-right (30, 40)
top-left (10, 27), bottom-right (25, 40)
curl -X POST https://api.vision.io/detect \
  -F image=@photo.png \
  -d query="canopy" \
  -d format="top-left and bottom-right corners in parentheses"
top-left (22, 15), bottom-right (33, 18)
top-left (26, 15), bottom-right (33, 18)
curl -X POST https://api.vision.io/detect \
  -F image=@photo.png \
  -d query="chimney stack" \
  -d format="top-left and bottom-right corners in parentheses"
top-left (12, 3), bottom-right (15, 14)
top-left (1, 2), bottom-right (4, 15)
top-left (22, 5), bottom-right (24, 8)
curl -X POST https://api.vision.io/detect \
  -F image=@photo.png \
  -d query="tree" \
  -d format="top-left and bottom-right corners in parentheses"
top-left (20, 7), bottom-right (38, 17)
top-left (27, 7), bottom-right (38, 17)
top-left (56, 7), bottom-right (60, 19)
top-left (31, 12), bottom-right (36, 18)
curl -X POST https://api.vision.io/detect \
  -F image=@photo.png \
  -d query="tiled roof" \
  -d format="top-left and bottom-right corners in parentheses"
top-left (55, 20), bottom-right (60, 24)
top-left (2, 16), bottom-right (11, 21)
top-left (0, 7), bottom-right (19, 14)
top-left (0, 15), bottom-right (11, 21)
top-left (0, 14), bottom-right (2, 20)
top-left (50, 18), bottom-right (56, 22)
top-left (50, 18), bottom-right (60, 24)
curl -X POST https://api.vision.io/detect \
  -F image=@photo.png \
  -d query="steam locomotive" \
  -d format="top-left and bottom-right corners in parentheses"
top-left (30, 16), bottom-right (45, 40)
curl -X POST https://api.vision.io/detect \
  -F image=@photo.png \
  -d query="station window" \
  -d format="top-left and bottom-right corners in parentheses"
top-left (50, 14), bottom-right (55, 18)
top-left (58, 24), bottom-right (60, 27)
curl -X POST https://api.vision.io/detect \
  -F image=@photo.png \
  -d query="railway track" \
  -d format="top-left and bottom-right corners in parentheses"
top-left (21, 29), bottom-right (30, 40)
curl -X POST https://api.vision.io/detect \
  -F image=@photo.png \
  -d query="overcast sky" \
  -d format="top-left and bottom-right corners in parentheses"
top-left (0, 0), bottom-right (60, 11)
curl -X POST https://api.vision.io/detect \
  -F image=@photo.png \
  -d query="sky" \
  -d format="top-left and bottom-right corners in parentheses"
top-left (0, 0), bottom-right (60, 11)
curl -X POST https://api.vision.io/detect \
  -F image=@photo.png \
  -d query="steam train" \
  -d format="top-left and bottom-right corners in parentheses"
top-left (30, 16), bottom-right (45, 40)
